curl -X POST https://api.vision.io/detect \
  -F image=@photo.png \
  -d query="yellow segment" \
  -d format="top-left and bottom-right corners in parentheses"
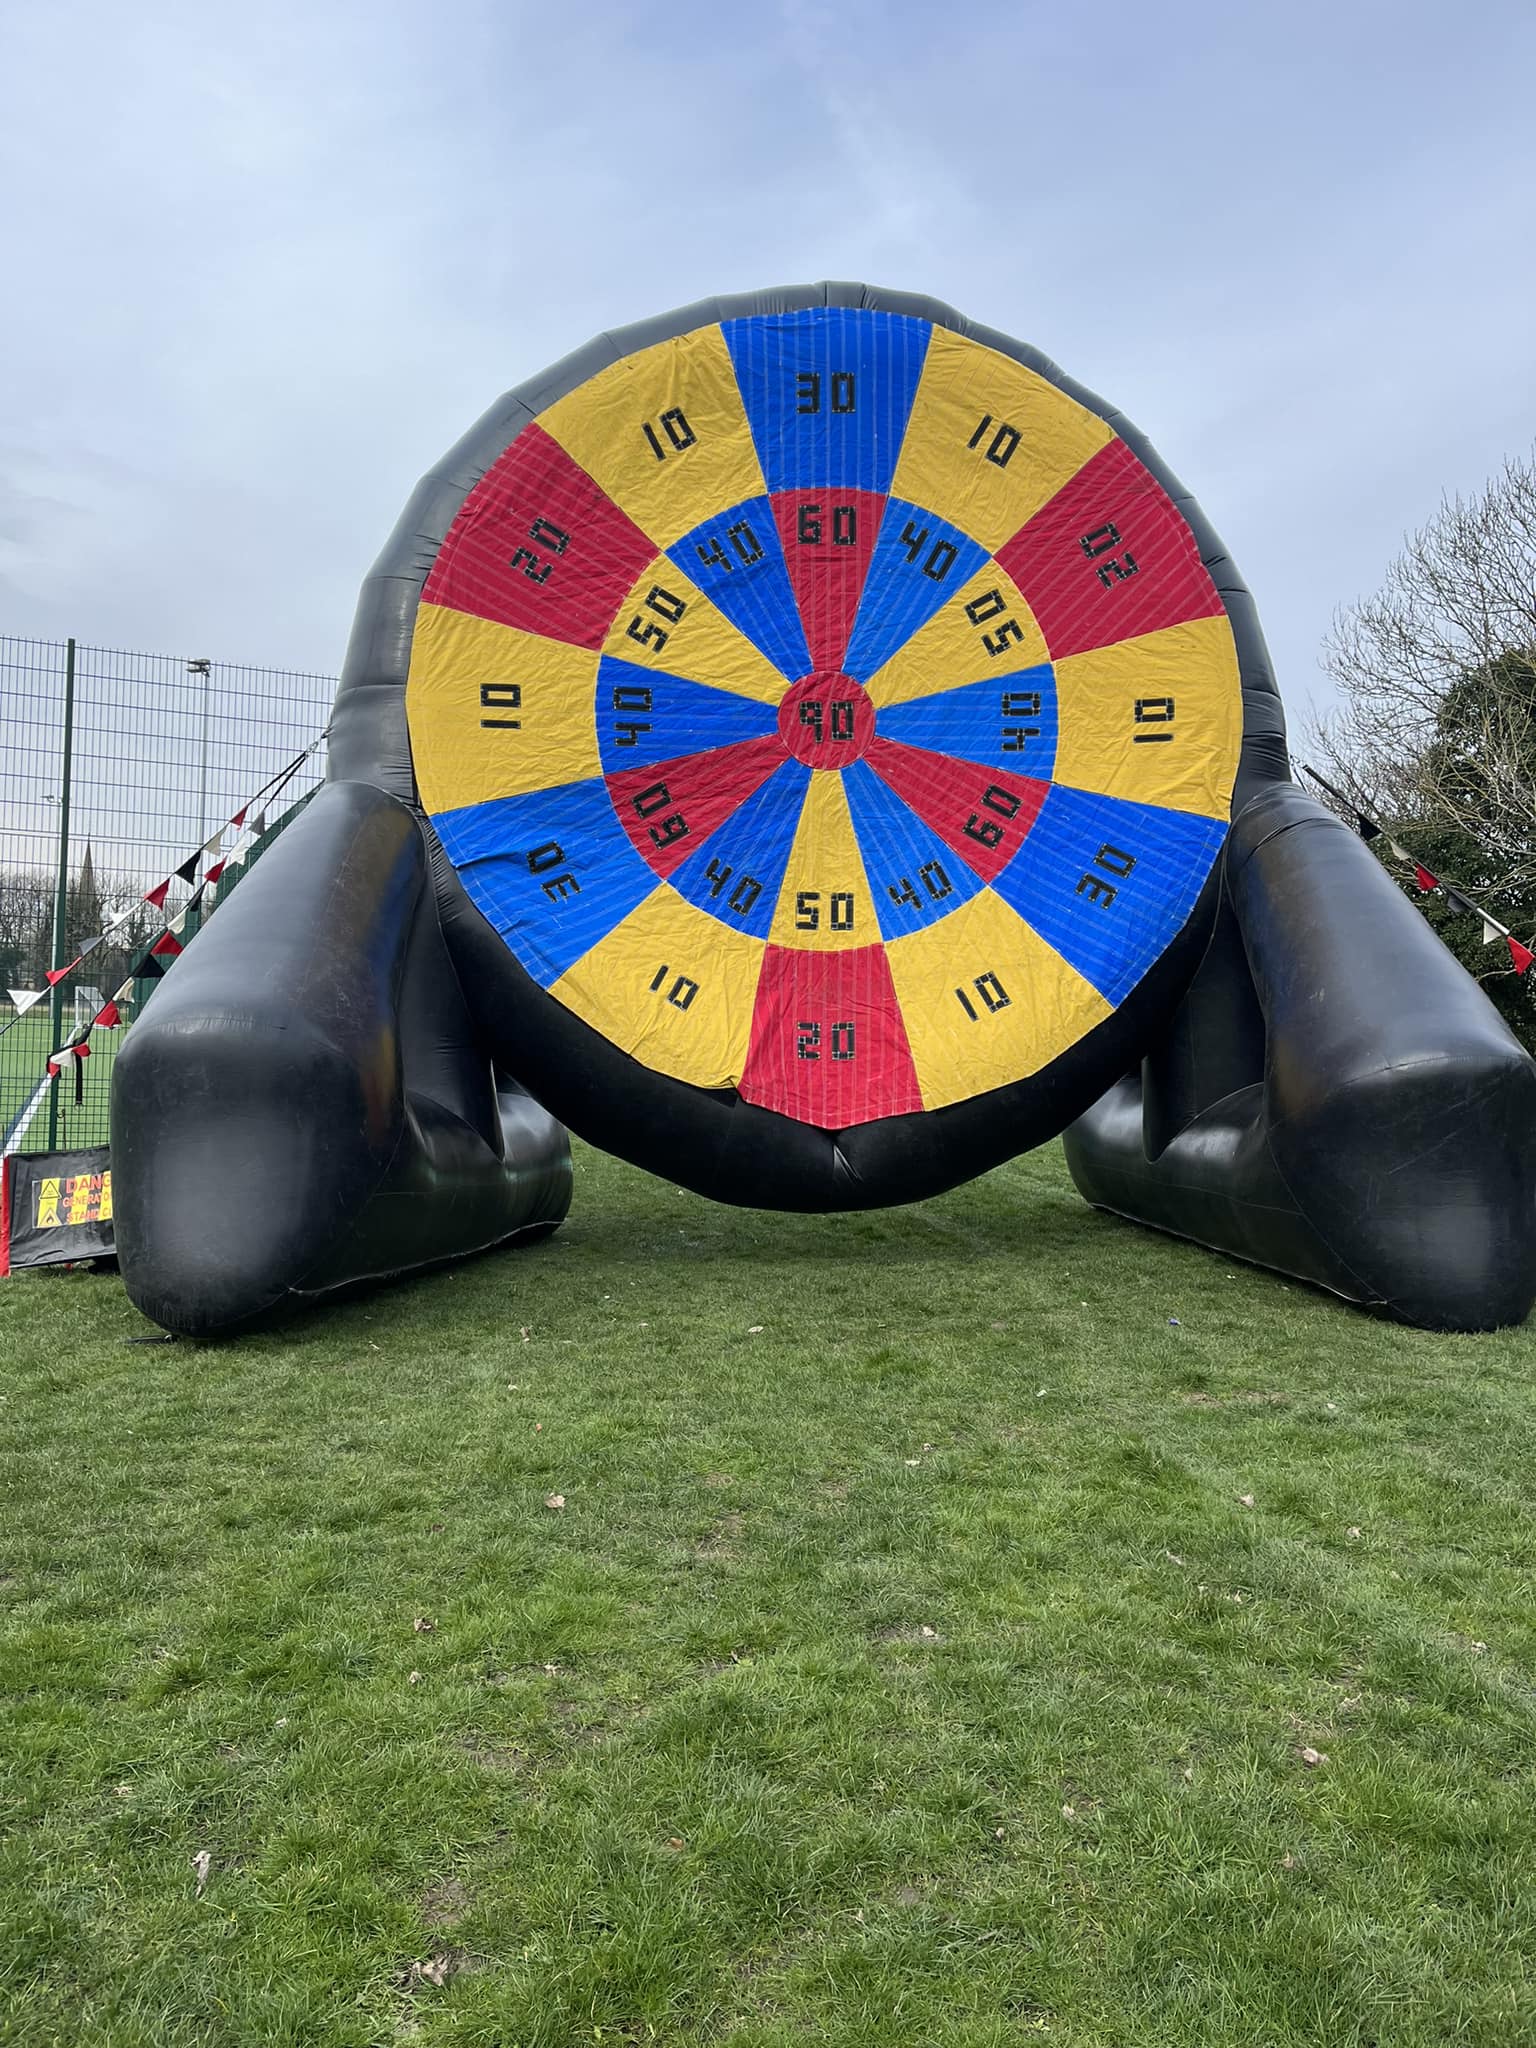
top-left (601, 557), bottom-right (787, 705)
top-left (407, 603), bottom-right (599, 814)
top-left (767, 773), bottom-right (877, 952)
top-left (541, 325), bottom-right (766, 551)
top-left (99, 1171), bottom-right (113, 1223)
top-left (551, 883), bottom-right (764, 1090)
top-left (886, 889), bottom-right (1112, 1111)
top-left (891, 327), bottom-right (1114, 553)
top-left (865, 562), bottom-right (1048, 709)
top-left (1052, 614), bottom-right (1242, 819)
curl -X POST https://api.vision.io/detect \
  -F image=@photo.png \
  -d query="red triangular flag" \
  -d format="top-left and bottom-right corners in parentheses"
top-left (229, 804), bottom-right (249, 830)
top-left (1508, 937), bottom-right (1533, 976)
top-left (150, 931), bottom-right (183, 959)
top-left (1412, 864), bottom-right (1438, 893)
top-left (144, 878), bottom-right (171, 909)
top-left (93, 1001), bottom-right (122, 1029)
top-left (46, 958), bottom-right (81, 985)
top-left (205, 857), bottom-right (228, 885)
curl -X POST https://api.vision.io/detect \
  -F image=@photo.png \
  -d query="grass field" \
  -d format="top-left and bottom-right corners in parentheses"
top-left (2, 1138), bottom-right (1534, 2047)
top-left (0, 1011), bottom-right (116, 1151)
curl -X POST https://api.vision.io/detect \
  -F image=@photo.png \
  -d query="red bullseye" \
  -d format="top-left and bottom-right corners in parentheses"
top-left (778, 673), bottom-right (875, 767)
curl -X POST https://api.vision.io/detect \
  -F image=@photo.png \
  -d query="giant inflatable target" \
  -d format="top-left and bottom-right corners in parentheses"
top-left (407, 308), bottom-right (1241, 1128)
top-left (111, 284), bottom-right (1536, 1339)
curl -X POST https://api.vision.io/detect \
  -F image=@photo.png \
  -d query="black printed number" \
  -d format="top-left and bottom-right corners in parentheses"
top-left (899, 521), bottom-right (958, 583)
top-left (887, 860), bottom-right (953, 910)
top-left (795, 372), bottom-right (856, 414)
top-left (796, 1019), bottom-right (856, 1060)
top-left (704, 858), bottom-right (762, 918)
top-left (1133, 696), bottom-right (1175, 744)
top-left (648, 963), bottom-right (699, 1010)
top-left (964, 587), bottom-right (1026, 658)
top-left (794, 890), bottom-right (855, 933)
top-left (641, 407), bottom-right (697, 462)
top-left (479, 683), bottom-right (522, 731)
top-left (963, 784), bottom-right (1022, 851)
top-left (625, 584), bottom-right (688, 655)
top-left (508, 517), bottom-right (570, 585)
top-left (966, 414), bottom-right (1021, 468)
top-left (696, 521), bottom-right (766, 573)
top-left (1075, 843), bottom-right (1137, 907)
top-left (1001, 689), bottom-right (1042, 752)
top-left (632, 780), bottom-right (689, 851)
top-left (1080, 522), bottom-right (1139, 588)
top-left (955, 971), bottom-right (1011, 1020)
top-left (527, 838), bottom-right (579, 905)
top-left (796, 502), bottom-right (858, 546)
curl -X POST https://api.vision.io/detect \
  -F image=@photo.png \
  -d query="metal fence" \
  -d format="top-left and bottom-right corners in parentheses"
top-left (1, 638), bottom-right (334, 1154)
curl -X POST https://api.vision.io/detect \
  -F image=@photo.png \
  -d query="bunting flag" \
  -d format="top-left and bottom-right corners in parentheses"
top-left (1298, 765), bottom-right (1536, 980)
top-left (10, 731), bottom-right (327, 1121)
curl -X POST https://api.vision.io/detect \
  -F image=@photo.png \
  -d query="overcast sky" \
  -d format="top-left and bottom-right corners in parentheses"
top-left (3, 0), bottom-right (1533, 733)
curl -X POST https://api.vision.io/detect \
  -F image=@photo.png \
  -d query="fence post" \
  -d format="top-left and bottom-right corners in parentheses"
top-left (45, 637), bottom-right (77, 1151)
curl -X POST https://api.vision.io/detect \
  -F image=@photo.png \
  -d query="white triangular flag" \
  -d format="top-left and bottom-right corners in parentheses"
top-left (7, 987), bottom-right (46, 1016)
top-left (201, 824), bottom-right (226, 861)
top-left (1482, 917), bottom-right (1507, 945)
top-left (1387, 840), bottom-right (1411, 864)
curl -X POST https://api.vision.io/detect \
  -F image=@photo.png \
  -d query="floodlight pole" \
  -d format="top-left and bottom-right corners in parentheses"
top-left (190, 657), bottom-right (212, 845)
top-left (45, 638), bottom-right (77, 1152)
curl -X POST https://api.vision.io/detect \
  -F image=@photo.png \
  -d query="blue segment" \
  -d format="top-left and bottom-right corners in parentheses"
top-left (670, 761), bottom-right (811, 939)
top-left (595, 656), bottom-right (778, 776)
top-left (435, 778), bottom-right (658, 987)
top-left (669, 497), bottom-right (811, 682)
top-left (843, 759), bottom-right (986, 942)
top-left (722, 307), bottom-right (931, 493)
top-left (992, 785), bottom-right (1228, 1005)
top-left (842, 501), bottom-right (990, 682)
top-left (877, 665), bottom-right (1059, 783)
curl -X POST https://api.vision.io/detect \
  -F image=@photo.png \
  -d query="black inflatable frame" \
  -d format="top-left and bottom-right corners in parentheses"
top-left (110, 283), bottom-right (1536, 1335)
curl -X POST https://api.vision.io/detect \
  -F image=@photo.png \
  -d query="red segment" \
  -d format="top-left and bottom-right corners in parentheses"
top-left (777, 674), bottom-right (875, 766)
top-left (864, 738), bottom-right (1048, 885)
top-left (741, 944), bottom-right (923, 1128)
top-left (606, 737), bottom-right (788, 881)
top-left (423, 422), bottom-right (657, 649)
top-left (995, 438), bottom-right (1224, 660)
top-left (771, 489), bottom-right (886, 672)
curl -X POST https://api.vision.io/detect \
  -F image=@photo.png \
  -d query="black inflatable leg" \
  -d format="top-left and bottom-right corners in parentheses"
top-left (1063, 785), bottom-right (1536, 1331)
top-left (111, 782), bottom-right (571, 1337)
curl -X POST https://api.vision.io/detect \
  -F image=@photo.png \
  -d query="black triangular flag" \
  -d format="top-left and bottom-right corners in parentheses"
top-left (129, 950), bottom-right (166, 982)
top-left (1357, 815), bottom-right (1383, 842)
top-left (175, 851), bottom-right (200, 886)
top-left (1443, 888), bottom-right (1479, 919)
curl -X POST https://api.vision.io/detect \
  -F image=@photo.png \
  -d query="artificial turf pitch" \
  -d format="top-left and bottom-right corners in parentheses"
top-left (1, 1139), bottom-right (1533, 2046)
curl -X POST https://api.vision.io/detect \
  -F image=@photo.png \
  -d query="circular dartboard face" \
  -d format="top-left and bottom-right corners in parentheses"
top-left (406, 308), bottom-right (1242, 1130)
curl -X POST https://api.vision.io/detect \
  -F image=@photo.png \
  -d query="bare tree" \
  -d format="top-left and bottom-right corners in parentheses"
top-left (1306, 448), bottom-right (1536, 892)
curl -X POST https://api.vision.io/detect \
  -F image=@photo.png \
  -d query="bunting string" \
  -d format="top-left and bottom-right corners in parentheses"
top-left (1, 734), bottom-right (326, 1085)
top-left (1301, 764), bottom-right (1535, 979)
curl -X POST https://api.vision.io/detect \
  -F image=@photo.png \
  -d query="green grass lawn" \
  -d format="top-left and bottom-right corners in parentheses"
top-left (0, 1011), bottom-right (117, 1151)
top-left (2, 1139), bottom-right (1534, 2047)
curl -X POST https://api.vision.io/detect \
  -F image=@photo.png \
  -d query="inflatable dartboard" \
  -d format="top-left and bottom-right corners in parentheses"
top-left (339, 287), bottom-right (1262, 1207)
